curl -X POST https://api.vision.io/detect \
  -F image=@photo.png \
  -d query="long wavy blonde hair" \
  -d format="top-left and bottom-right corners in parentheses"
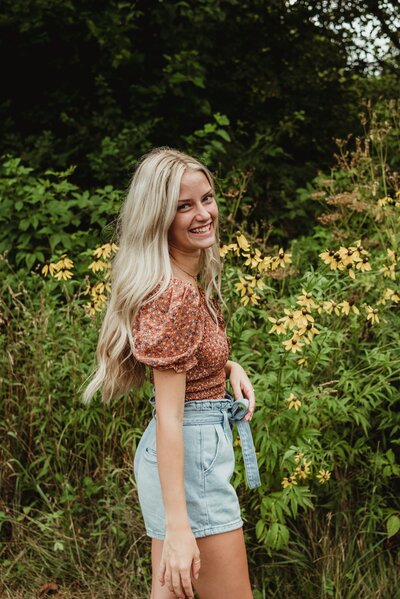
top-left (82, 146), bottom-right (224, 404)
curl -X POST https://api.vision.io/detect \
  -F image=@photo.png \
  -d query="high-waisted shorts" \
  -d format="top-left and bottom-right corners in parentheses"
top-left (133, 390), bottom-right (261, 540)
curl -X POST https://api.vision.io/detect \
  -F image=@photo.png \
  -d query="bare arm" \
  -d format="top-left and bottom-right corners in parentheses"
top-left (152, 367), bottom-right (190, 531)
top-left (152, 367), bottom-right (200, 598)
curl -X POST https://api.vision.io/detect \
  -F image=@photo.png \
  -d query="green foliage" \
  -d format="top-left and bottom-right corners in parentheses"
top-left (0, 157), bottom-right (121, 269)
top-left (1, 103), bottom-right (400, 596)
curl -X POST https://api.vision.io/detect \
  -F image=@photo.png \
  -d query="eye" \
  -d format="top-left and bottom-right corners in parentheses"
top-left (203, 194), bottom-right (214, 202)
top-left (177, 203), bottom-right (191, 211)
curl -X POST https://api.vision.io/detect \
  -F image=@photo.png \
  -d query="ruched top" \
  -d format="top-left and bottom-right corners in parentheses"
top-left (132, 278), bottom-right (230, 401)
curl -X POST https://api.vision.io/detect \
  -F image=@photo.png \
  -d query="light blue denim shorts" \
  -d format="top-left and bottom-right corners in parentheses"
top-left (133, 390), bottom-right (261, 540)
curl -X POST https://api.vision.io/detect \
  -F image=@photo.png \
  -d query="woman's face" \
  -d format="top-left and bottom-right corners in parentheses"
top-left (168, 168), bottom-right (218, 253)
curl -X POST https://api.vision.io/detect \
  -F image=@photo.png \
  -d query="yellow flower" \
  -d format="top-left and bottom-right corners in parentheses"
top-left (338, 300), bottom-right (360, 315)
top-left (378, 288), bottom-right (400, 305)
top-left (281, 475), bottom-right (297, 489)
top-left (236, 233), bottom-right (250, 252)
top-left (249, 293), bottom-right (261, 305)
top-left (345, 264), bottom-right (356, 279)
top-left (294, 459), bottom-right (311, 480)
top-left (281, 309), bottom-right (296, 330)
top-left (337, 246), bottom-right (358, 266)
top-left (285, 392), bottom-right (302, 410)
top-left (243, 248), bottom-right (263, 268)
top-left (294, 451), bottom-right (304, 463)
top-left (297, 357), bottom-right (308, 367)
top-left (380, 263), bottom-right (396, 280)
top-left (267, 316), bottom-right (287, 335)
top-left (54, 269), bottom-right (73, 281)
top-left (41, 262), bottom-right (59, 276)
top-left (319, 249), bottom-right (341, 270)
top-left (92, 281), bottom-right (110, 295)
top-left (318, 300), bottom-right (341, 316)
top-left (349, 240), bottom-right (369, 261)
top-left (316, 469), bottom-right (331, 484)
top-left (255, 277), bottom-right (265, 290)
top-left (99, 242), bottom-right (118, 258)
top-left (296, 322), bottom-right (319, 343)
top-left (282, 335), bottom-right (304, 353)
top-left (355, 257), bottom-right (371, 273)
top-left (55, 254), bottom-right (74, 270)
top-left (365, 305), bottom-right (379, 324)
top-left (296, 289), bottom-right (318, 310)
top-left (293, 308), bottom-right (314, 328)
top-left (84, 303), bottom-right (97, 317)
top-left (88, 260), bottom-right (108, 272)
top-left (245, 274), bottom-right (257, 288)
top-left (258, 256), bottom-right (274, 273)
top-left (235, 276), bottom-right (248, 297)
top-left (220, 243), bottom-right (238, 257)
top-left (272, 248), bottom-right (292, 269)
top-left (219, 246), bottom-right (229, 258)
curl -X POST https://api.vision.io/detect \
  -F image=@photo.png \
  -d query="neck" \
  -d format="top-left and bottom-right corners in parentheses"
top-left (169, 246), bottom-right (201, 279)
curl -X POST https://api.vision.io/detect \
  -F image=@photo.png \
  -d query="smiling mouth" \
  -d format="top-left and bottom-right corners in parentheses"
top-left (189, 222), bottom-right (212, 234)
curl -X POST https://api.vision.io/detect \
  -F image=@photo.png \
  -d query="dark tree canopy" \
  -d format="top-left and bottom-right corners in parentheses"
top-left (1, 0), bottom-right (398, 230)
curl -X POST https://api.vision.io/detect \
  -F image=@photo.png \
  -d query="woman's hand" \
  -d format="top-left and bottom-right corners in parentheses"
top-left (158, 526), bottom-right (201, 598)
top-left (226, 360), bottom-right (255, 421)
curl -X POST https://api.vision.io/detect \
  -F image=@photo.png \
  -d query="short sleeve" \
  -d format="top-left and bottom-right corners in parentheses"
top-left (132, 279), bottom-right (205, 373)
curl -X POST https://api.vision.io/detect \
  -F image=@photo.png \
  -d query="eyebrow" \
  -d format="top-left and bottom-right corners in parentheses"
top-left (178, 189), bottom-right (213, 203)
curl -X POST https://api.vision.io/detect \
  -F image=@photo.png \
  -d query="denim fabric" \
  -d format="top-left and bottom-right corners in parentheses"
top-left (133, 391), bottom-right (261, 540)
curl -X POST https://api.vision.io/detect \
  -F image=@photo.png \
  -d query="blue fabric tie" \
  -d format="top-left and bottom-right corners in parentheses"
top-left (222, 397), bottom-right (261, 490)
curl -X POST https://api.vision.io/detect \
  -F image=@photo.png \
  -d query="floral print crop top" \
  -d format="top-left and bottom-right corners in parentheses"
top-left (132, 278), bottom-right (230, 401)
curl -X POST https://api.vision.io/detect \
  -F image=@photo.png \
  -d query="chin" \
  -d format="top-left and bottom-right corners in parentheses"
top-left (190, 235), bottom-right (215, 249)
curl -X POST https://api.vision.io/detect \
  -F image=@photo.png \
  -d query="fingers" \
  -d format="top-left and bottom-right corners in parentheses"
top-left (165, 565), bottom-right (172, 593)
top-left (171, 569), bottom-right (185, 598)
top-left (231, 380), bottom-right (243, 402)
top-left (192, 555), bottom-right (201, 580)
top-left (182, 571), bottom-right (195, 598)
top-left (165, 561), bottom-right (198, 598)
top-left (170, 568), bottom-right (195, 599)
top-left (242, 383), bottom-right (255, 421)
top-left (158, 558), bottom-right (166, 586)
top-left (229, 364), bottom-right (256, 419)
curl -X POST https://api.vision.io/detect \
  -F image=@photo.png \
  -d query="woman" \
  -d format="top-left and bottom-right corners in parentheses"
top-left (83, 147), bottom-right (261, 599)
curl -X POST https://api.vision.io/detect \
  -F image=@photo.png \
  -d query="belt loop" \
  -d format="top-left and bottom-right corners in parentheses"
top-left (222, 410), bottom-right (231, 443)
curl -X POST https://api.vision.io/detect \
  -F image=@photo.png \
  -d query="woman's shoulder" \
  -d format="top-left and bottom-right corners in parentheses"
top-left (146, 277), bottom-right (201, 307)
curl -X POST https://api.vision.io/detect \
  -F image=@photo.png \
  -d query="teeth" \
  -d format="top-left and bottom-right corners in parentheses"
top-left (191, 223), bottom-right (211, 233)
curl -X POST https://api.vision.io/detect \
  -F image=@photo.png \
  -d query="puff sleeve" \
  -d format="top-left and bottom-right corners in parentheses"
top-left (132, 279), bottom-right (205, 373)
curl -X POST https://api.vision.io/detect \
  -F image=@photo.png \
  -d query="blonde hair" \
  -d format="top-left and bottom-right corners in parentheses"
top-left (81, 146), bottom-right (224, 404)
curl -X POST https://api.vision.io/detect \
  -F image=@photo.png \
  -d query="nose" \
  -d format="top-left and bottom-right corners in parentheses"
top-left (193, 200), bottom-right (211, 222)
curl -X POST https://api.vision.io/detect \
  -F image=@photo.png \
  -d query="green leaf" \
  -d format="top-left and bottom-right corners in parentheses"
top-left (255, 519), bottom-right (265, 539)
top-left (265, 522), bottom-right (289, 550)
top-left (216, 129), bottom-right (231, 142)
top-left (387, 515), bottom-right (400, 538)
top-left (19, 218), bottom-right (30, 231)
top-left (214, 113), bottom-right (230, 126)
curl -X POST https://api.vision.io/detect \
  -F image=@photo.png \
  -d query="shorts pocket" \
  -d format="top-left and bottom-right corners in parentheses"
top-left (202, 424), bottom-right (222, 476)
top-left (143, 445), bottom-right (158, 464)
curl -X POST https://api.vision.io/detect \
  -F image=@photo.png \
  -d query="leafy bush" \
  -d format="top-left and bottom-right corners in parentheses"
top-left (0, 157), bottom-right (122, 270)
top-left (1, 102), bottom-right (399, 597)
